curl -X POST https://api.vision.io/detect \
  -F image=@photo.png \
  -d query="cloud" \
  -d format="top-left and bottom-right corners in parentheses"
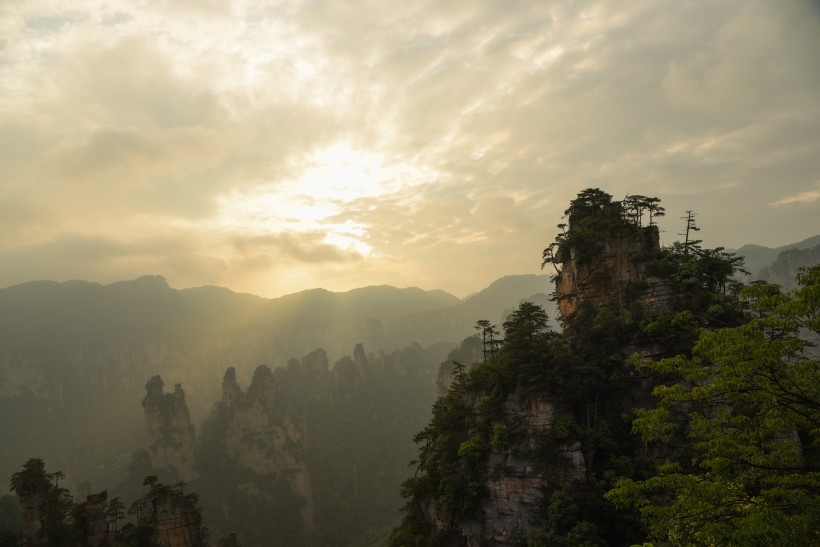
top-left (770, 188), bottom-right (820, 206)
top-left (0, 0), bottom-right (819, 296)
top-left (230, 232), bottom-right (366, 264)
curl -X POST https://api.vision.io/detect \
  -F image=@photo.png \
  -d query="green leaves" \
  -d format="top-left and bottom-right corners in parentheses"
top-left (608, 266), bottom-right (820, 545)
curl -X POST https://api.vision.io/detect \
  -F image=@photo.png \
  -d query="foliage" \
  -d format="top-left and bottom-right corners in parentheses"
top-left (9, 458), bottom-right (78, 545)
top-left (5, 459), bottom-right (211, 546)
top-left (394, 189), bottom-right (787, 546)
top-left (542, 188), bottom-right (657, 272)
top-left (391, 298), bottom-right (649, 545)
top-left (106, 496), bottom-right (125, 533)
top-left (607, 266), bottom-right (820, 545)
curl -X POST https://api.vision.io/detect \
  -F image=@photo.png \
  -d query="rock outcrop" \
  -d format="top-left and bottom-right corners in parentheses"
top-left (555, 202), bottom-right (675, 320)
top-left (482, 397), bottom-right (585, 544)
top-left (12, 459), bottom-right (66, 547)
top-left (142, 376), bottom-right (198, 481)
top-left (218, 365), bottom-right (315, 538)
top-left (132, 484), bottom-right (204, 547)
top-left (16, 485), bottom-right (52, 546)
top-left (83, 491), bottom-right (110, 546)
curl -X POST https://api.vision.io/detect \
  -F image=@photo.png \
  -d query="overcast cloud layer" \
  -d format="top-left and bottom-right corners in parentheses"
top-left (1, 0), bottom-right (819, 297)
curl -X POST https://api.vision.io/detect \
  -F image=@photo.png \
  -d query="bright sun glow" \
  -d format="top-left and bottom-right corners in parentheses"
top-left (214, 143), bottom-right (435, 257)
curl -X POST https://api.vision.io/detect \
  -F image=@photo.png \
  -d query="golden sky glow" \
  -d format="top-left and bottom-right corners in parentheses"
top-left (1, 0), bottom-right (818, 297)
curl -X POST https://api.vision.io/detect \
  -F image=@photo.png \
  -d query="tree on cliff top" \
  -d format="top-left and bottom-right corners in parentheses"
top-left (10, 458), bottom-right (76, 545)
top-left (564, 188), bottom-right (614, 220)
top-left (608, 265), bottom-right (820, 545)
top-left (543, 188), bottom-right (661, 272)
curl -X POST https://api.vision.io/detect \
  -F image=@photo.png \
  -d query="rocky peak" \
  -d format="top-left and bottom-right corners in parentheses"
top-left (83, 491), bottom-right (109, 547)
top-left (222, 367), bottom-right (240, 410)
top-left (555, 199), bottom-right (674, 321)
top-left (214, 365), bottom-right (314, 539)
top-left (246, 364), bottom-right (277, 409)
top-left (141, 375), bottom-right (198, 481)
top-left (132, 484), bottom-right (204, 547)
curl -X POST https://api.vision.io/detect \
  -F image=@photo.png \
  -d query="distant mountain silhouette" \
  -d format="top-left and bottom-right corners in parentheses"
top-left (395, 275), bottom-right (553, 347)
top-left (757, 244), bottom-right (820, 291)
top-left (728, 234), bottom-right (820, 280)
top-left (0, 273), bottom-right (549, 493)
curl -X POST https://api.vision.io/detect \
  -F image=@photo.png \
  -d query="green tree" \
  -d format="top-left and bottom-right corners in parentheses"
top-left (501, 301), bottom-right (551, 356)
top-left (50, 471), bottom-right (65, 489)
top-left (106, 496), bottom-right (125, 534)
top-left (607, 266), bottom-right (820, 545)
top-left (645, 196), bottom-right (665, 226)
top-left (679, 210), bottom-right (702, 257)
top-left (474, 320), bottom-right (500, 363)
top-left (565, 188), bottom-right (614, 220)
top-left (142, 475), bottom-right (158, 489)
top-left (10, 459), bottom-right (51, 495)
top-left (10, 459), bottom-right (76, 545)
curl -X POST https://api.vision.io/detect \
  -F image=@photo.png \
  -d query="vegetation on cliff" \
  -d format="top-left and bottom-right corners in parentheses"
top-left (608, 267), bottom-right (820, 545)
top-left (390, 189), bottom-right (818, 546)
top-left (4, 458), bottom-right (208, 546)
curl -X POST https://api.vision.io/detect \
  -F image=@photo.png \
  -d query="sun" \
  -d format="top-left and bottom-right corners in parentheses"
top-left (212, 142), bottom-right (433, 257)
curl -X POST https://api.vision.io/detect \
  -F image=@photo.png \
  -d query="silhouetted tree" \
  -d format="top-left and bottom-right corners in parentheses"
top-left (645, 196), bottom-right (665, 226)
top-left (565, 188), bottom-right (613, 221)
top-left (474, 320), bottom-right (501, 363)
top-left (680, 210), bottom-right (702, 256)
top-left (106, 496), bottom-right (125, 534)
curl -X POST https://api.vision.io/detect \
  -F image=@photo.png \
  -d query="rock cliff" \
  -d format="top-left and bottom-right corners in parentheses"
top-left (132, 483), bottom-right (205, 547)
top-left (758, 244), bottom-right (820, 291)
top-left (555, 201), bottom-right (675, 321)
top-left (481, 397), bottom-right (585, 543)
top-left (442, 204), bottom-right (670, 543)
top-left (393, 191), bottom-right (696, 546)
top-left (142, 376), bottom-right (198, 481)
top-left (83, 491), bottom-right (109, 546)
top-left (218, 365), bottom-right (315, 538)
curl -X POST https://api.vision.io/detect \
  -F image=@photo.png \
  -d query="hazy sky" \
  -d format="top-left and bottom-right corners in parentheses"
top-left (1, 0), bottom-right (818, 298)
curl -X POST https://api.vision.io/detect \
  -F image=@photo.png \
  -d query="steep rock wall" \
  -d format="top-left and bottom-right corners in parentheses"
top-left (219, 366), bottom-right (315, 538)
top-left (142, 376), bottom-right (198, 481)
top-left (556, 212), bottom-right (675, 321)
top-left (132, 487), bottom-right (204, 547)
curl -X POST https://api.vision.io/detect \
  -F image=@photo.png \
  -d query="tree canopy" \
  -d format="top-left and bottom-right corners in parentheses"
top-left (607, 266), bottom-right (820, 545)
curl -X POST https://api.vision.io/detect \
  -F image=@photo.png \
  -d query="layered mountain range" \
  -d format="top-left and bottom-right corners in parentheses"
top-left (0, 273), bottom-right (549, 503)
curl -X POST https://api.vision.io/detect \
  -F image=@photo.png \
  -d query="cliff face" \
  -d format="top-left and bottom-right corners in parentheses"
top-left (196, 343), bottom-right (445, 546)
top-left (83, 491), bottom-right (109, 547)
top-left (142, 376), bottom-right (198, 481)
top-left (555, 204), bottom-right (674, 320)
top-left (477, 210), bottom-right (659, 543)
top-left (17, 487), bottom-right (49, 546)
top-left (132, 486), bottom-right (204, 547)
top-left (758, 244), bottom-right (820, 291)
top-left (481, 397), bottom-right (584, 544)
top-left (219, 365), bottom-right (315, 538)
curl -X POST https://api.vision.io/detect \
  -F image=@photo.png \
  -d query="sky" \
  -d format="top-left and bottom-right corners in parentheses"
top-left (1, 0), bottom-right (819, 299)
